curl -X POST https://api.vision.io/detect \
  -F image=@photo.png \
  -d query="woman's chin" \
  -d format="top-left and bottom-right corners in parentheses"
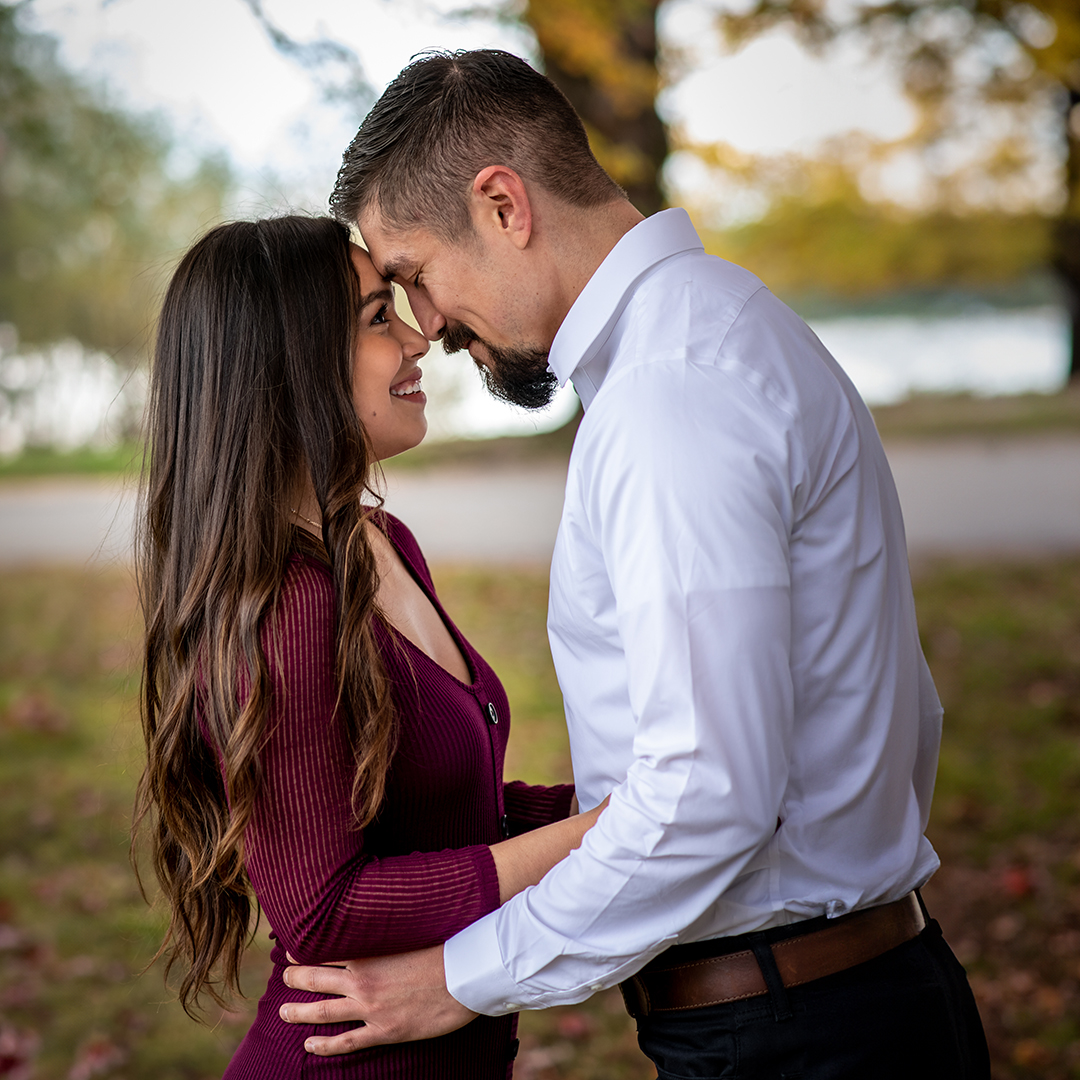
top-left (373, 423), bottom-right (428, 463)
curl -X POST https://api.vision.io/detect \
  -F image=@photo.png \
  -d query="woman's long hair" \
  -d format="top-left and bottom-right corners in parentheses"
top-left (133, 216), bottom-right (396, 1016)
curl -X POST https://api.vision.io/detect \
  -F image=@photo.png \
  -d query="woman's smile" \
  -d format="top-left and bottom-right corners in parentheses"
top-left (389, 368), bottom-right (425, 402)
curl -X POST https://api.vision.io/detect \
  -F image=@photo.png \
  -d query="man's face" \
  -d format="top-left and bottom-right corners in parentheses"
top-left (359, 210), bottom-right (559, 410)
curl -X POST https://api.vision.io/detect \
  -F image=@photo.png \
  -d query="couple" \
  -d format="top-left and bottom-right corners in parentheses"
top-left (137, 50), bottom-right (989, 1079)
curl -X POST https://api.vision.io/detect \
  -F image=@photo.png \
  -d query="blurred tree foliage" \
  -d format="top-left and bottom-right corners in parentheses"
top-left (517, 0), bottom-right (668, 215)
top-left (253, 1), bottom-right (1070, 327)
top-left (713, 0), bottom-right (1080, 368)
top-left (691, 140), bottom-right (1052, 303)
top-left (449, 1), bottom-right (1066, 309)
top-left (0, 2), bottom-right (232, 363)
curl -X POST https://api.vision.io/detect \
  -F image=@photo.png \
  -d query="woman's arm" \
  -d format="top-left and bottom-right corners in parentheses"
top-left (491, 797), bottom-right (607, 904)
top-left (246, 559), bottom-right (502, 964)
top-left (502, 779), bottom-right (576, 835)
top-left (251, 558), bottom-right (604, 964)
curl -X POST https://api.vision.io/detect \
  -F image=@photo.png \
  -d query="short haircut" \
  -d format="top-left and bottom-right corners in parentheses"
top-left (329, 49), bottom-right (625, 240)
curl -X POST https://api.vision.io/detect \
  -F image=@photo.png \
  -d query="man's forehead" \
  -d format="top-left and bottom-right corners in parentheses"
top-left (363, 233), bottom-right (425, 282)
top-left (358, 212), bottom-right (460, 281)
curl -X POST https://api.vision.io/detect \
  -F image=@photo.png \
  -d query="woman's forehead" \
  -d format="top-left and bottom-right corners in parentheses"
top-left (348, 242), bottom-right (378, 283)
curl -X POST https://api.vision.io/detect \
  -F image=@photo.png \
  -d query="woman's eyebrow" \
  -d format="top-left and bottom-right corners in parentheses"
top-left (360, 287), bottom-right (394, 309)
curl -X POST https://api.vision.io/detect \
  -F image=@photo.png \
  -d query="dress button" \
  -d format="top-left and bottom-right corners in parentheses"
top-left (487, 702), bottom-right (499, 725)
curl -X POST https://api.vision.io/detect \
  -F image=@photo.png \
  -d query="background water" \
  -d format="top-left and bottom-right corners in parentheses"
top-left (426, 304), bottom-right (1072, 439)
top-left (0, 306), bottom-right (1070, 454)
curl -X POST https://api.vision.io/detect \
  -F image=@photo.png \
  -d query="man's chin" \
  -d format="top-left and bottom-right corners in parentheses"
top-left (478, 352), bottom-right (559, 411)
top-left (443, 330), bottom-right (557, 410)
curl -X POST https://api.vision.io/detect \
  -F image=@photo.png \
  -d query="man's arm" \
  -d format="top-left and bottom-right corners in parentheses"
top-left (278, 800), bottom-right (607, 1052)
top-left (444, 359), bottom-right (799, 1014)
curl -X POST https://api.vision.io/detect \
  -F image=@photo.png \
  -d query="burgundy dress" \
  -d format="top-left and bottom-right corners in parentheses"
top-left (222, 514), bottom-right (574, 1079)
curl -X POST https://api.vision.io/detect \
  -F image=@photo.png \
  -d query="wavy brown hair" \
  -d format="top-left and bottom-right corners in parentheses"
top-left (133, 216), bottom-right (396, 1016)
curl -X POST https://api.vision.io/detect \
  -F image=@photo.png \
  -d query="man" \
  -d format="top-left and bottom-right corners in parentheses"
top-left (280, 49), bottom-right (989, 1077)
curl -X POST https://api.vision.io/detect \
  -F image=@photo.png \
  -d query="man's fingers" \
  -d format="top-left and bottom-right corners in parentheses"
top-left (304, 1027), bottom-right (381, 1056)
top-left (284, 964), bottom-right (355, 998)
top-left (280, 996), bottom-right (365, 1026)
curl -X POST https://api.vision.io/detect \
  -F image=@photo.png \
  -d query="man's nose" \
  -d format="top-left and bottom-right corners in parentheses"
top-left (410, 292), bottom-right (447, 341)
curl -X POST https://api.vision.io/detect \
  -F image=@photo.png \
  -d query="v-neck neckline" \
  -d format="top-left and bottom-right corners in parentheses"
top-left (378, 519), bottom-right (481, 691)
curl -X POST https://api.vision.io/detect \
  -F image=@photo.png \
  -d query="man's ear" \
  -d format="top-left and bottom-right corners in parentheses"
top-left (471, 166), bottom-right (533, 251)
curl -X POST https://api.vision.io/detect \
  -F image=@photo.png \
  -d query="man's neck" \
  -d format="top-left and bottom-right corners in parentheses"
top-left (542, 198), bottom-right (646, 332)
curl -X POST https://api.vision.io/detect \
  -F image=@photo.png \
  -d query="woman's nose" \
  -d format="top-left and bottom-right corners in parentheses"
top-left (402, 322), bottom-right (429, 360)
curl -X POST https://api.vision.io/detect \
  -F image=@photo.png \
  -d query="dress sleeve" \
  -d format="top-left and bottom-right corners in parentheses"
top-left (241, 557), bottom-right (502, 965)
top-left (502, 781), bottom-right (575, 836)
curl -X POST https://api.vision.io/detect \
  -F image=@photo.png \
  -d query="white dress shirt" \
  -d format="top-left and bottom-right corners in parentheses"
top-left (444, 208), bottom-right (942, 1014)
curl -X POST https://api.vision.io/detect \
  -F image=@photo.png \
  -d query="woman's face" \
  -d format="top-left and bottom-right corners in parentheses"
top-left (349, 243), bottom-right (430, 461)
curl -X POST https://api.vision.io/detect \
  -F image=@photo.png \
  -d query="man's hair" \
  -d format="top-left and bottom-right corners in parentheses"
top-left (330, 49), bottom-right (625, 240)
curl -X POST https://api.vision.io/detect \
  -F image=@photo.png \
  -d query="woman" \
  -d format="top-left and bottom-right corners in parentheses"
top-left (134, 216), bottom-right (598, 1078)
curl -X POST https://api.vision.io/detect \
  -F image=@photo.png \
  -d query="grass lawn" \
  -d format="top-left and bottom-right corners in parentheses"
top-left (0, 444), bottom-right (143, 482)
top-left (1, 559), bottom-right (1079, 1078)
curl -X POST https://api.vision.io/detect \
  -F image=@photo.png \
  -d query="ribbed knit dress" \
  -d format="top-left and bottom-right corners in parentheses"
top-left (222, 514), bottom-right (574, 1080)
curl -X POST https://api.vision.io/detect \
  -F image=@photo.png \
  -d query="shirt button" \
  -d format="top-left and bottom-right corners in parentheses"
top-left (487, 702), bottom-right (499, 725)
top-left (588, 982), bottom-right (603, 992)
top-left (503, 1002), bottom-right (520, 1011)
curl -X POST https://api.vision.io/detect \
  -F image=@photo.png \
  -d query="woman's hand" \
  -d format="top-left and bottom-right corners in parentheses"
top-left (491, 796), bottom-right (609, 904)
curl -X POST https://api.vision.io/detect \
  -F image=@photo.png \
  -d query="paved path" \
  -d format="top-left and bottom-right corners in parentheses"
top-left (0, 478), bottom-right (138, 565)
top-left (886, 436), bottom-right (1080, 555)
top-left (1, 436), bottom-right (1078, 566)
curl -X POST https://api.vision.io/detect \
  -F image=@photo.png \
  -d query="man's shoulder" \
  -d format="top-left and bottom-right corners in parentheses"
top-left (632, 245), bottom-right (766, 312)
top-left (583, 274), bottom-right (866, 474)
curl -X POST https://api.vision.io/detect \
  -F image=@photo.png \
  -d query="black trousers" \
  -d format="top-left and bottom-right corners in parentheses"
top-left (635, 918), bottom-right (990, 1080)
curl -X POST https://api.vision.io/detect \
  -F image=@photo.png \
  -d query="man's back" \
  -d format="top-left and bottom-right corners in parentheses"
top-left (450, 209), bottom-right (938, 995)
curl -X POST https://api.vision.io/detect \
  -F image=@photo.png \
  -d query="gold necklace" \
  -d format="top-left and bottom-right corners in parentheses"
top-left (290, 508), bottom-right (322, 529)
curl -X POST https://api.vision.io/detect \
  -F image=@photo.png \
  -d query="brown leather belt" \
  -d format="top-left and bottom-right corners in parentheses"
top-left (620, 892), bottom-right (925, 1018)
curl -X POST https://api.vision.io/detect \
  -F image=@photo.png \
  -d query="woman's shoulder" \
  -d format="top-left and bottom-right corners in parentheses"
top-left (274, 549), bottom-right (336, 627)
top-left (377, 510), bottom-right (434, 587)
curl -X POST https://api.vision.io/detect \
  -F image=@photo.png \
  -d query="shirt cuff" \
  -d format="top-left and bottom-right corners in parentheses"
top-left (443, 911), bottom-right (524, 1016)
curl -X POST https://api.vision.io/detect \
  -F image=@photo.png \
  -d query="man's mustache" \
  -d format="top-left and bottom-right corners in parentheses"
top-left (441, 322), bottom-right (478, 356)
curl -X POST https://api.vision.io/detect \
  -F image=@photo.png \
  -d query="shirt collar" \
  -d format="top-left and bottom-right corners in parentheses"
top-left (547, 208), bottom-right (704, 408)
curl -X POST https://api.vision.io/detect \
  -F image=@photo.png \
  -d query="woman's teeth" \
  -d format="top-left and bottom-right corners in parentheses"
top-left (391, 379), bottom-right (422, 397)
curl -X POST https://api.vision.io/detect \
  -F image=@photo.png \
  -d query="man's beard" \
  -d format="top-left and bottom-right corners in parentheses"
top-left (442, 323), bottom-right (559, 410)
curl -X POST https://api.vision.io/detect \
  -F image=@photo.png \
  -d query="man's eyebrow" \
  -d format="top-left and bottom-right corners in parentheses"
top-left (359, 287), bottom-right (393, 309)
top-left (379, 257), bottom-right (415, 282)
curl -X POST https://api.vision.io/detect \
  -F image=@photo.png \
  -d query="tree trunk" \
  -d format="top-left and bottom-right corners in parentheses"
top-left (525, 0), bottom-right (669, 216)
top-left (1054, 218), bottom-right (1080, 381)
top-left (1053, 85), bottom-right (1080, 381)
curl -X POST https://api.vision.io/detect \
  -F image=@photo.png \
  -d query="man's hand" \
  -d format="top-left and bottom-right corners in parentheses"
top-left (279, 945), bottom-right (478, 1056)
